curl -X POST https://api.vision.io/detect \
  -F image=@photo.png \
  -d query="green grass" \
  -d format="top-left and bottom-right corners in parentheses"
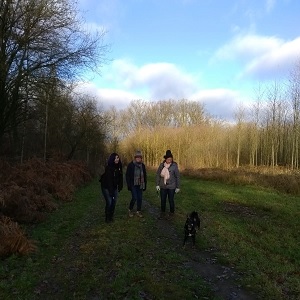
top-left (146, 172), bottom-right (300, 300)
top-left (1, 172), bottom-right (299, 299)
top-left (0, 179), bottom-right (214, 300)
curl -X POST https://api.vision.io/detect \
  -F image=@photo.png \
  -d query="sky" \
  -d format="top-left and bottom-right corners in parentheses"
top-left (76, 0), bottom-right (300, 120)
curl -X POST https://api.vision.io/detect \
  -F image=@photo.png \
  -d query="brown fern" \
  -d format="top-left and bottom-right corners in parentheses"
top-left (0, 216), bottom-right (36, 257)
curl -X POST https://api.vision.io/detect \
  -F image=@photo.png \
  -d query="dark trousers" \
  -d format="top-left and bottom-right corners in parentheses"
top-left (102, 187), bottom-right (118, 221)
top-left (129, 185), bottom-right (143, 211)
top-left (160, 188), bottom-right (175, 213)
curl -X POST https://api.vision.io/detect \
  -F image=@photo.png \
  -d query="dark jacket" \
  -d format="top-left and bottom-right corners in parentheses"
top-left (126, 161), bottom-right (147, 191)
top-left (156, 161), bottom-right (180, 189)
top-left (100, 165), bottom-right (123, 196)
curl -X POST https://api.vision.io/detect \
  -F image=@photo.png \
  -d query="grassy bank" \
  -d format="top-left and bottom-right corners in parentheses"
top-left (147, 172), bottom-right (300, 299)
top-left (0, 178), bottom-right (214, 299)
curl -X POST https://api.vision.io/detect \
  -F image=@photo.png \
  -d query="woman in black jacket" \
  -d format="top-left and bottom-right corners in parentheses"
top-left (100, 153), bottom-right (123, 222)
top-left (126, 150), bottom-right (147, 218)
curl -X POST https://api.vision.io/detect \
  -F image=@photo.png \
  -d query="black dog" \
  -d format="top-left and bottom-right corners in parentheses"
top-left (183, 211), bottom-right (200, 248)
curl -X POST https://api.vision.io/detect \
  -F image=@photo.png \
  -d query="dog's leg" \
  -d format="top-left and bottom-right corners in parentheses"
top-left (192, 235), bottom-right (196, 248)
top-left (183, 235), bottom-right (188, 248)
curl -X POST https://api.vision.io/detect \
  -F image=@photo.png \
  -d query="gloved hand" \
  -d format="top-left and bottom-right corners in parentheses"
top-left (156, 186), bottom-right (160, 191)
top-left (175, 188), bottom-right (180, 193)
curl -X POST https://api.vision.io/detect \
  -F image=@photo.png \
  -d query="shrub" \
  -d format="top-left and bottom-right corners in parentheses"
top-left (0, 158), bottom-right (92, 258)
top-left (182, 167), bottom-right (300, 195)
top-left (0, 215), bottom-right (36, 257)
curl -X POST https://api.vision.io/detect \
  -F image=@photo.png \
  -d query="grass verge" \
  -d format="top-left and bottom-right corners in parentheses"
top-left (0, 178), bottom-right (214, 300)
top-left (145, 172), bottom-right (300, 300)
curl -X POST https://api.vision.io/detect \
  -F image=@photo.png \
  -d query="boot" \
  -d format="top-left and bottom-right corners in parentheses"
top-left (136, 211), bottom-right (143, 218)
top-left (167, 212), bottom-right (174, 220)
top-left (128, 209), bottom-right (134, 217)
top-left (105, 213), bottom-right (110, 223)
top-left (109, 212), bottom-right (114, 222)
top-left (158, 212), bottom-right (166, 220)
top-left (110, 208), bottom-right (115, 222)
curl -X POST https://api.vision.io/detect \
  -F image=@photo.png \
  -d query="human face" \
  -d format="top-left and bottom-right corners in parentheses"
top-left (135, 156), bottom-right (142, 163)
top-left (114, 155), bottom-right (120, 164)
top-left (165, 157), bottom-right (172, 164)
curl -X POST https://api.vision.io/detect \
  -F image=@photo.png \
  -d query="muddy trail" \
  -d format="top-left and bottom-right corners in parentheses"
top-left (144, 201), bottom-right (255, 300)
top-left (22, 195), bottom-right (257, 300)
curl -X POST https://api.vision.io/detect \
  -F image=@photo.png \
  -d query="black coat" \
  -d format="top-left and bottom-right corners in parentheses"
top-left (100, 165), bottom-right (123, 195)
top-left (126, 161), bottom-right (147, 191)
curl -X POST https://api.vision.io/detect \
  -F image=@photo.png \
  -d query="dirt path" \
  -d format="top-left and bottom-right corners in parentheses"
top-left (144, 201), bottom-right (255, 300)
top-left (31, 198), bottom-right (256, 299)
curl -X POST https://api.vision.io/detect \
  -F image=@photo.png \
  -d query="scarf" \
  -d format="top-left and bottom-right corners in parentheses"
top-left (133, 161), bottom-right (145, 189)
top-left (160, 162), bottom-right (171, 184)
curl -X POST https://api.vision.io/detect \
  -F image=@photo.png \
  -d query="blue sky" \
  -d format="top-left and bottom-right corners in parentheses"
top-left (77, 0), bottom-right (300, 120)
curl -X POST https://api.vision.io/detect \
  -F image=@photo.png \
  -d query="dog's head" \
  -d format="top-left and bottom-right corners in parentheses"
top-left (189, 210), bottom-right (200, 229)
top-left (190, 211), bottom-right (199, 219)
top-left (185, 216), bottom-right (194, 232)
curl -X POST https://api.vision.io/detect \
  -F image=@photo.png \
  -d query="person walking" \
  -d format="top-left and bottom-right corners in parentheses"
top-left (126, 150), bottom-right (147, 218)
top-left (156, 149), bottom-right (180, 219)
top-left (100, 153), bottom-right (123, 223)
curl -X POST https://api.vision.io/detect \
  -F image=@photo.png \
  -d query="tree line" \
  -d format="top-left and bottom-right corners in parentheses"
top-left (107, 67), bottom-right (300, 170)
top-left (0, 0), bottom-right (108, 170)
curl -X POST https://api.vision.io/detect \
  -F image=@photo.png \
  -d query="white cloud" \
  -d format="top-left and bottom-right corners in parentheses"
top-left (190, 89), bottom-right (242, 119)
top-left (106, 59), bottom-right (138, 88)
top-left (136, 63), bottom-right (198, 99)
top-left (106, 60), bottom-right (199, 99)
top-left (96, 88), bottom-right (140, 109)
top-left (212, 33), bottom-right (300, 80)
top-left (75, 81), bottom-right (140, 109)
top-left (241, 37), bottom-right (300, 79)
top-left (213, 34), bottom-right (283, 62)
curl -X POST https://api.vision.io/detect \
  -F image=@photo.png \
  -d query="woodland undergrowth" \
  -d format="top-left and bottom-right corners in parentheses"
top-left (0, 158), bottom-right (92, 258)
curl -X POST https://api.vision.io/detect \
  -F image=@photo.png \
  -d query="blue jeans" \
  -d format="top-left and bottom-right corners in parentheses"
top-left (129, 185), bottom-right (143, 211)
top-left (102, 187), bottom-right (118, 217)
top-left (160, 188), bottom-right (175, 213)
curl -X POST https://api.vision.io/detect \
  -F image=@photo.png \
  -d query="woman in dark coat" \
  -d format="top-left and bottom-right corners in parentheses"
top-left (156, 149), bottom-right (180, 219)
top-left (100, 153), bottom-right (123, 222)
top-left (126, 150), bottom-right (147, 218)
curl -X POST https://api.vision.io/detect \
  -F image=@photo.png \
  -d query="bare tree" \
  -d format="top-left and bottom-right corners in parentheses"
top-left (288, 62), bottom-right (300, 169)
top-left (173, 99), bottom-right (206, 127)
top-left (103, 106), bottom-right (124, 153)
top-left (264, 82), bottom-right (285, 167)
top-left (234, 103), bottom-right (246, 168)
top-left (249, 84), bottom-right (265, 166)
top-left (0, 0), bottom-right (108, 150)
top-left (64, 96), bottom-right (105, 160)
